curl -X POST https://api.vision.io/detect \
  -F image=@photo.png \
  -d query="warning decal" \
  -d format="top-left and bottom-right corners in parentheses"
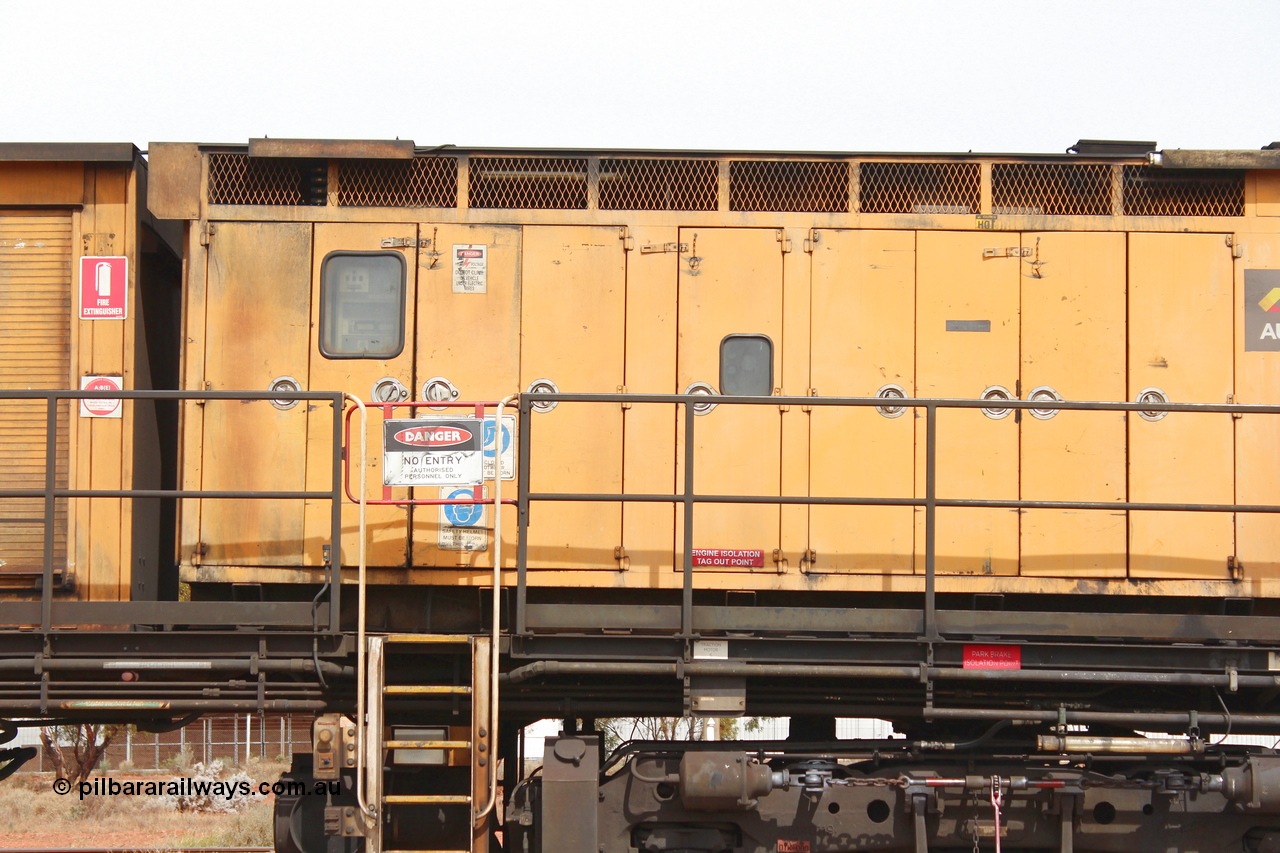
top-left (439, 486), bottom-right (489, 551)
top-left (383, 418), bottom-right (482, 486)
top-left (80, 375), bottom-right (123, 418)
top-left (452, 244), bottom-right (488, 294)
top-left (79, 256), bottom-right (128, 320)
top-left (962, 644), bottom-right (1022, 670)
top-left (691, 549), bottom-right (764, 568)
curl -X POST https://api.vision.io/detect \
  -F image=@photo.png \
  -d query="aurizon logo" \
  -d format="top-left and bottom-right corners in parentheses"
top-left (1259, 288), bottom-right (1280, 313)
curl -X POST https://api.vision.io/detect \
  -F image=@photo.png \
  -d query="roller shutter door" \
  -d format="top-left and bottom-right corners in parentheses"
top-left (0, 212), bottom-right (71, 579)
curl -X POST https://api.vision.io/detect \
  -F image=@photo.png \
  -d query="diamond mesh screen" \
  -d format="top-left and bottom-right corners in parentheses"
top-left (468, 157), bottom-right (588, 209)
top-left (598, 159), bottom-right (717, 211)
top-left (1122, 166), bottom-right (1244, 216)
top-left (859, 162), bottom-right (980, 214)
top-left (337, 157), bottom-right (458, 207)
top-left (992, 163), bottom-right (1112, 216)
top-left (729, 160), bottom-right (849, 212)
top-left (207, 154), bottom-right (324, 205)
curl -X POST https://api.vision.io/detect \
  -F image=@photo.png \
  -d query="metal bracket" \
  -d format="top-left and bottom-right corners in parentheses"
top-left (640, 241), bottom-right (688, 254)
top-left (381, 237), bottom-right (430, 248)
top-left (983, 246), bottom-right (1031, 259)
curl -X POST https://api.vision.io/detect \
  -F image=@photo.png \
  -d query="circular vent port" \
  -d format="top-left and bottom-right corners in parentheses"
top-left (422, 376), bottom-right (460, 411)
top-left (526, 379), bottom-right (560, 413)
top-left (371, 377), bottom-right (409, 404)
top-left (875, 384), bottom-right (907, 418)
top-left (981, 385), bottom-right (1014, 419)
top-left (684, 382), bottom-right (718, 415)
top-left (269, 376), bottom-right (301, 410)
top-left (1136, 387), bottom-right (1169, 421)
top-left (1028, 385), bottom-right (1063, 420)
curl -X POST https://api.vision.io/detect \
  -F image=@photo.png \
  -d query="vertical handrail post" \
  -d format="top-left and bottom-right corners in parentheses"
top-left (681, 401), bottom-right (696, 639)
top-left (924, 402), bottom-right (939, 642)
top-left (515, 397), bottom-right (532, 636)
top-left (41, 394), bottom-right (57, 632)
top-left (329, 393), bottom-right (343, 633)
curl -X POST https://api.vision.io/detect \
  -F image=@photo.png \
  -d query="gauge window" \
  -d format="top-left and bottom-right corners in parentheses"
top-left (720, 334), bottom-right (773, 396)
top-left (319, 252), bottom-right (406, 359)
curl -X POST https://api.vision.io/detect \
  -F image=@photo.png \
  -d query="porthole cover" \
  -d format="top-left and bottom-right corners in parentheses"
top-left (875, 384), bottom-right (907, 418)
top-left (526, 379), bottom-right (559, 413)
top-left (981, 385), bottom-right (1014, 419)
top-left (684, 382), bottom-right (718, 415)
top-left (371, 377), bottom-right (409, 404)
top-left (269, 376), bottom-right (301, 411)
top-left (422, 376), bottom-right (460, 411)
top-left (1136, 387), bottom-right (1169, 421)
top-left (1028, 385), bottom-right (1063, 420)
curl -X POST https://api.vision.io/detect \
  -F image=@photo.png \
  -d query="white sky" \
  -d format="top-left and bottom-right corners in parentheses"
top-left (2, 0), bottom-right (1276, 154)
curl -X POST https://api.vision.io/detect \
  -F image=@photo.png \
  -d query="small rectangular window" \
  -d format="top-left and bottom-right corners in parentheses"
top-left (319, 251), bottom-right (406, 358)
top-left (720, 334), bottom-right (773, 396)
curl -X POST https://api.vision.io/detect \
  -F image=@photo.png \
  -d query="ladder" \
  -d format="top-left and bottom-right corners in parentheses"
top-left (362, 633), bottom-right (493, 853)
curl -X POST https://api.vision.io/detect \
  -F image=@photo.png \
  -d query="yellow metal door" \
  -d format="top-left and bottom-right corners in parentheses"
top-left (1019, 232), bottom-right (1127, 577)
top-left (676, 228), bottom-right (783, 571)
top-left (1129, 232), bottom-right (1234, 578)
top-left (304, 223), bottom-right (418, 568)
top-left (0, 212), bottom-right (71, 578)
top-left (521, 226), bottom-right (626, 569)
top-left (201, 222), bottom-right (312, 566)
top-left (807, 229), bottom-right (915, 574)
top-left (410, 225), bottom-right (521, 571)
top-left (915, 231), bottom-right (1019, 576)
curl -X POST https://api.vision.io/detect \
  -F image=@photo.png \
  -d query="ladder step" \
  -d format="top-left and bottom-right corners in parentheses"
top-left (386, 685), bottom-right (471, 695)
top-left (386, 739), bottom-right (471, 749)
top-left (383, 794), bottom-right (472, 805)
top-left (385, 633), bottom-right (471, 644)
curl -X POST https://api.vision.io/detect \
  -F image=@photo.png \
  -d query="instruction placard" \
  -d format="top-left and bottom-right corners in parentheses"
top-left (439, 486), bottom-right (489, 551)
top-left (452, 245), bottom-right (487, 293)
top-left (383, 419), bottom-right (482, 486)
top-left (418, 414), bottom-right (515, 480)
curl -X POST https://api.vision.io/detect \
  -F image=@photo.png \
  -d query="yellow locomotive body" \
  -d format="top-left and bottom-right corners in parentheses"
top-left (143, 140), bottom-right (1280, 603)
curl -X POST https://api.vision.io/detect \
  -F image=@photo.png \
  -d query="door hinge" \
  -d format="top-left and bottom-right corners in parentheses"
top-left (1226, 235), bottom-right (1245, 258)
top-left (1227, 393), bottom-right (1244, 419)
top-left (614, 546), bottom-right (630, 571)
top-left (983, 246), bottom-right (1030, 259)
top-left (800, 549), bottom-right (817, 570)
top-left (1228, 555), bottom-right (1244, 582)
top-left (775, 388), bottom-right (789, 413)
top-left (617, 385), bottom-right (630, 410)
top-left (619, 227), bottom-right (634, 251)
top-left (640, 241), bottom-right (688, 254)
top-left (777, 230), bottom-right (793, 253)
top-left (381, 237), bottom-right (430, 248)
top-left (803, 229), bottom-right (819, 253)
top-left (772, 549), bottom-right (788, 573)
top-left (198, 223), bottom-right (215, 247)
top-left (801, 388), bottom-right (819, 413)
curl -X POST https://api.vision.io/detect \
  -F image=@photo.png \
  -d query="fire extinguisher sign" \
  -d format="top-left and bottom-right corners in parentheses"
top-left (79, 256), bottom-right (128, 320)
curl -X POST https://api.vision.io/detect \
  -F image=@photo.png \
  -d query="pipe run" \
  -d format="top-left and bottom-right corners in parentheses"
top-left (501, 660), bottom-right (1275, 690)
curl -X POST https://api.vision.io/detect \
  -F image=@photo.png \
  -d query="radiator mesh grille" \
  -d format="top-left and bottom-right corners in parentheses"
top-left (468, 157), bottom-right (588, 209)
top-left (860, 162), bottom-right (980, 214)
top-left (598, 159), bottom-right (718, 210)
top-left (992, 163), bottom-right (1113, 216)
top-left (337, 158), bottom-right (458, 207)
top-left (1122, 166), bottom-right (1244, 216)
top-left (729, 160), bottom-right (849, 212)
